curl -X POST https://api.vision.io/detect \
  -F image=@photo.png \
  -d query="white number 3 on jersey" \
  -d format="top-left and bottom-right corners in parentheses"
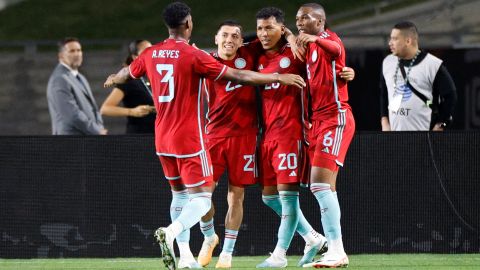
top-left (156, 64), bottom-right (174, 102)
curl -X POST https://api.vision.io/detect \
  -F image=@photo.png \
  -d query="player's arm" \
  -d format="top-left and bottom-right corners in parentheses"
top-left (431, 64), bottom-right (457, 131)
top-left (379, 73), bottom-right (391, 131)
top-left (296, 33), bottom-right (341, 57)
top-left (222, 68), bottom-right (306, 89)
top-left (104, 67), bottom-right (131, 88)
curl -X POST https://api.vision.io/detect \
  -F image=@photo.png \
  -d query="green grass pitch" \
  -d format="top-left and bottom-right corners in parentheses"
top-left (1, 254), bottom-right (479, 269)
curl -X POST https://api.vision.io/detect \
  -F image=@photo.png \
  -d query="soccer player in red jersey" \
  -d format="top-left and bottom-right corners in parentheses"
top-left (196, 21), bottom-right (260, 268)
top-left (253, 7), bottom-right (320, 268)
top-left (290, 3), bottom-right (355, 268)
top-left (197, 20), bottom-right (335, 268)
top-left (104, 3), bottom-right (305, 270)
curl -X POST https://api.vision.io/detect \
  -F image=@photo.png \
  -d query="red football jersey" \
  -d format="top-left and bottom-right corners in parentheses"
top-left (204, 44), bottom-right (260, 138)
top-left (129, 38), bottom-right (228, 157)
top-left (257, 44), bottom-right (307, 142)
top-left (306, 29), bottom-right (350, 120)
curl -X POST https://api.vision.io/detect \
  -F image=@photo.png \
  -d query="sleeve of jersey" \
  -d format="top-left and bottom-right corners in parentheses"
top-left (315, 37), bottom-right (342, 58)
top-left (128, 54), bottom-right (146, 79)
top-left (193, 50), bottom-right (229, 81)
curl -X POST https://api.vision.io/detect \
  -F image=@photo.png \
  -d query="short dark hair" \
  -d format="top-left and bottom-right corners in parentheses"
top-left (58, 37), bottom-right (79, 52)
top-left (162, 1), bottom-right (191, 28)
top-left (393, 21), bottom-right (418, 37)
top-left (300, 3), bottom-right (328, 29)
top-left (256, 7), bottom-right (285, 24)
top-left (301, 2), bottom-right (325, 11)
top-left (217, 20), bottom-right (243, 35)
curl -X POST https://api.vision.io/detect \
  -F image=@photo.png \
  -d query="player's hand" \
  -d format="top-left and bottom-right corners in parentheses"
top-left (130, 105), bottom-right (152, 117)
top-left (277, 74), bottom-right (306, 89)
top-left (432, 123), bottom-right (445, 131)
top-left (340, 67), bottom-right (355, 81)
top-left (284, 28), bottom-right (306, 62)
top-left (104, 75), bottom-right (116, 88)
top-left (296, 33), bottom-right (318, 48)
top-left (100, 128), bottom-right (108, 135)
top-left (288, 37), bottom-right (306, 62)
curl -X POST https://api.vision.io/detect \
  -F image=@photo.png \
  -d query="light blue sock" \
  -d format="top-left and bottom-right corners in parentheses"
top-left (262, 194), bottom-right (282, 216)
top-left (200, 218), bottom-right (215, 237)
top-left (175, 192), bottom-right (212, 230)
top-left (297, 208), bottom-right (314, 237)
top-left (277, 191), bottom-right (300, 250)
top-left (170, 190), bottom-right (190, 243)
top-left (310, 183), bottom-right (342, 240)
top-left (262, 194), bottom-right (313, 238)
top-left (222, 229), bottom-right (238, 254)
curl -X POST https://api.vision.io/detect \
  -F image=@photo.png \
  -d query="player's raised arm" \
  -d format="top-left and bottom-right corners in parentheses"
top-left (104, 67), bottom-right (130, 88)
top-left (296, 33), bottom-right (341, 57)
top-left (223, 68), bottom-right (306, 89)
top-left (284, 27), bottom-right (306, 62)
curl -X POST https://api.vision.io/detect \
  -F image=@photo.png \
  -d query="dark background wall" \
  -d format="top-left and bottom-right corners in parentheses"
top-left (1, 133), bottom-right (478, 258)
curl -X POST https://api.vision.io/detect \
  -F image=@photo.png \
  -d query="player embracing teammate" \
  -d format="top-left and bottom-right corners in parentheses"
top-left (288, 3), bottom-right (355, 268)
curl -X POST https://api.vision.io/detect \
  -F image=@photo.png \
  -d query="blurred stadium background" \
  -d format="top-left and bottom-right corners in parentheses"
top-left (0, 0), bottom-right (479, 268)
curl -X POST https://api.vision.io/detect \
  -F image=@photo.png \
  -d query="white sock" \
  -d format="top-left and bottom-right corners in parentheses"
top-left (272, 246), bottom-right (287, 259)
top-left (302, 229), bottom-right (321, 245)
top-left (178, 242), bottom-right (194, 258)
top-left (329, 238), bottom-right (346, 255)
top-left (168, 220), bottom-right (184, 238)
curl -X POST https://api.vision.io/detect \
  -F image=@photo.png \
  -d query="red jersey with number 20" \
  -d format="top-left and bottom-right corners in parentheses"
top-left (129, 38), bottom-right (228, 157)
top-left (306, 29), bottom-right (350, 119)
top-left (257, 44), bottom-right (307, 142)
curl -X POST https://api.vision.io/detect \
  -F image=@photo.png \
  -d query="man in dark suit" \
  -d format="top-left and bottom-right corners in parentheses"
top-left (47, 37), bottom-right (107, 135)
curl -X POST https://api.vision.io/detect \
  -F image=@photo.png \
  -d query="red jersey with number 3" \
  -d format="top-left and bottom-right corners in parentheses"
top-left (257, 44), bottom-right (307, 142)
top-left (129, 38), bottom-right (228, 157)
top-left (204, 44), bottom-right (260, 138)
top-left (306, 29), bottom-right (350, 119)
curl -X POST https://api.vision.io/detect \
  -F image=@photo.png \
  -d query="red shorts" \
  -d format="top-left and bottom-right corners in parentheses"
top-left (258, 139), bottom-right (307, 186)
top-left (158, 151), bottom-right (214, 188)
top-left (207, 134), bottom-right (257, 187)
top-left (308, 109), bottom-right (355, 171)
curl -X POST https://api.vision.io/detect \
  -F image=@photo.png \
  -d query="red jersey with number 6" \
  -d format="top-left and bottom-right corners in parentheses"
top-left (129, 38), bottom-right (228, 157)
top-left (306, 29), bottom-right (350, 119)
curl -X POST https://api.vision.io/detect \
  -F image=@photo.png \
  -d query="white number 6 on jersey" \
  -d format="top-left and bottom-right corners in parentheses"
top-left (156, 64), bottom-right (174, 102)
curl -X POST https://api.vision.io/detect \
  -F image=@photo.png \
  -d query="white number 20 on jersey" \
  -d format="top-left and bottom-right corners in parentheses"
top-left (156, 64), bottom-right (174, 102)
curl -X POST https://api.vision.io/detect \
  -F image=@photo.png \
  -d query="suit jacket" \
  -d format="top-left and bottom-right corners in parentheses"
top-left (47, 63), bottom-right (104, 135)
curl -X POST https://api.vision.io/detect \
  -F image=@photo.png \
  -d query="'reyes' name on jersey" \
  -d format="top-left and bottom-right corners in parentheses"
top-left (152, 50), bottom-right (180, 59)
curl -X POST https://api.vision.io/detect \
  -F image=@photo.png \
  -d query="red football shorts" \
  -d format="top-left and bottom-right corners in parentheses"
top-left (258, 139), bottom-right (307, 186)
top-left (308, 109), bottom-right (355, 171)
top-left (158, 151), bottom-right (214, 187)
top-left (207, 134), bottom-right (257, 187)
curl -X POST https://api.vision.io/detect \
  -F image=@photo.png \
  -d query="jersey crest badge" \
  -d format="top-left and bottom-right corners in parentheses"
top-left (279, 57), bottom-right (291, 68)
top-left (234, 58), bottom-right (247, 69)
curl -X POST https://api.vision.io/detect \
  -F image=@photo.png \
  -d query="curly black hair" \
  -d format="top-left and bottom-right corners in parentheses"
top-left (255, 7), bottom-right (285, 24)
top-left (162, 1), bottom-right (191, 28)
